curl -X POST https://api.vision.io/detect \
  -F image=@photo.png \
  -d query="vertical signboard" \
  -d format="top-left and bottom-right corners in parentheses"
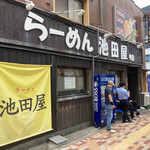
top-left (114, 6), bottom-right (138, 43)
top-left (148, 13), bottom-right (150, 45)
top-left (147, 75), bottom-right (150, 92)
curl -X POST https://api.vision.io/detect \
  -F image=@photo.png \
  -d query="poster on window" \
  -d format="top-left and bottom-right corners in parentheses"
top-left (64, 77), bottom-right (76, 89)
top-left (0, 62), bottom-right (52, 146)
top-left (114, 5), bottom-right (138, 43)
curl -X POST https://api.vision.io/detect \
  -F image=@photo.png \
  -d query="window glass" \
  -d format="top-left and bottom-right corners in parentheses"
top-left (145, 35), bottom-right (148, 43)
top-left (55, 0), bottom-right (68, 18)
top-left (68, 0), bottom-right (82, 23)
top-left (57, 68), bottom-right (86, 97)
top-left (146, 55), bottom-right (150, 62)
top-left (109, 71), bottom-right (121, 88)
top-left (55, 0), bottom-right (83, 23)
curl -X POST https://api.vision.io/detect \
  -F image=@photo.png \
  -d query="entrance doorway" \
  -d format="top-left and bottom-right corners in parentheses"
top-left (127, 67), bottom-right (139, 103)
top-left (109, 71), bottom-right (123, 88)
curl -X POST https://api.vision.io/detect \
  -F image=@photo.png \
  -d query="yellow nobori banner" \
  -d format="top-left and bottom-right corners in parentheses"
top-left (0, 62), bottom-right (52, 147)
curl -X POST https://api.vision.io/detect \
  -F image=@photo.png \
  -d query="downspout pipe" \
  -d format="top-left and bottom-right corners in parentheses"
top-left (92, 27), bottom-right (100, 124)
top-left (99, 0), bottom-right (103, 28)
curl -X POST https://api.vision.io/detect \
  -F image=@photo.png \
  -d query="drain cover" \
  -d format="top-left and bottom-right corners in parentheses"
top-left (48, 135), bottom-right (67, 145)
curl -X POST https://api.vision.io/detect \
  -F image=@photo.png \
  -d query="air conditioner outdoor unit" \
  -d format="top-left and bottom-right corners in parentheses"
top-left (147, 95), bottom-right (150, 105)
top-left (140, 92), bottom-right (150, 106)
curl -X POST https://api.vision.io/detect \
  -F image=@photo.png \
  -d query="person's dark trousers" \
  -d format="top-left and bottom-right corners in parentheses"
top-left (120, 100), bottom-right (130, 122)
top-left (129, 103), bottom-right (134, 118)
top-left (131, 101), bottom-right (140, 109)
top-left (131, 101), bottom-right (141, 116)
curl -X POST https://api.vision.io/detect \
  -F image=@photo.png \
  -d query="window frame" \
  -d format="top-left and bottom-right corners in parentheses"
top-left (57, 66), bottom-right (90, 100)
top-left (55, 0), bottom-right (84, 24)
top-left (146, 55), bottom-right (150, 62)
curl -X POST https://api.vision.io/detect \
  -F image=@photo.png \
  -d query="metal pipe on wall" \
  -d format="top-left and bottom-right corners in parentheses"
top-left (92, 27), bottom-right (100, 123)
top-left (99, 0), bottom-right (103, 28)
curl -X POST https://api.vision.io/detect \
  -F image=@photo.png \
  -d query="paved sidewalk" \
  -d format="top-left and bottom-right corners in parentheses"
top-left (60, 110), bottom-right (150, 150)
top-left (29, 109), bottom-right (150, 150)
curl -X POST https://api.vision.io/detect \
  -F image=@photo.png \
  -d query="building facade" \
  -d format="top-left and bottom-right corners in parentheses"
top-left (0, 0), bottom-right (145, 149)
top-left (142, 5), bottom-right (150, 91)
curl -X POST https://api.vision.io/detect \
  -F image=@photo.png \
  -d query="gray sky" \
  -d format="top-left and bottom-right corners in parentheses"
top-left (133, 0), bottom-right (150, 8)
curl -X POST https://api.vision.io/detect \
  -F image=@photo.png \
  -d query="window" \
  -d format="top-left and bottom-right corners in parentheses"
top-left (109, 71), bottom-right (122, 88)
top-left (146, 55), bottom-right (150, 62)
top-left (55, 0), bottom-right (83, 23)
top-left (57, 67), bottom-right (86, 97)
top-left (145, 35), bottom-right (148, 43)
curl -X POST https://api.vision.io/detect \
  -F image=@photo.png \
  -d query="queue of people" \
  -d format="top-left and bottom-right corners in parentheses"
top-left (105, 81), bottom-right (142, 133)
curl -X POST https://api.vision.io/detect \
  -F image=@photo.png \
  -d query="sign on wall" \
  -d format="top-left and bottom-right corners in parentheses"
top-left (0, 62), bottom-right (52, 146)
top-left (23, 11), bottom-right (141, 64)
top-left (114, 5), bottom-right (138, 43)
top-left (64, 77), bottom-right (76, 89)
top-left (0, 0), bottom-right (143, 66)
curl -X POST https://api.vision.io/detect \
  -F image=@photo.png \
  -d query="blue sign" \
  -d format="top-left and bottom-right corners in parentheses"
top-left (147, 75), bottom-right (150, 92)
top-left (94, 74), bottom-right (116, 127)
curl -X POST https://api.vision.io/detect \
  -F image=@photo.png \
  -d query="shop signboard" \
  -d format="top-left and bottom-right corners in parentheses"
top-left (147, 75), bottom-right (150, 92)
top-left (0, 0), bottom-right (142, 65)
top-left (0, 62), bottom-right (52, 146)
top-left (114, 5), bottom-right (138, 43)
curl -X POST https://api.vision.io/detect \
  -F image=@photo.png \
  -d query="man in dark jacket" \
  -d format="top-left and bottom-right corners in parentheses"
top-left (105, 81), bottom-right (116, 133)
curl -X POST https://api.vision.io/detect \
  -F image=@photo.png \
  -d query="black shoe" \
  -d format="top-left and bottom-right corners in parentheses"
top-left (136, 112), bottom-right (140, 116)
top-left (122, 121), bottom-right (128, 123)
top-left (128, 119), bottom-right (132, 122)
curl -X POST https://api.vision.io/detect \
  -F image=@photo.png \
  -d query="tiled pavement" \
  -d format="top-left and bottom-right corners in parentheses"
top-left (62, 110), bottom-right (150, 150)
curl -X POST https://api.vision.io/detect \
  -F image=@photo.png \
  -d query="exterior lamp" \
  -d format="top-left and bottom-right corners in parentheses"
top-left (104, 32), bottom-right (131, 40)
top-left (52, 9), bottom-right (85, 17)
top-left (77, 9), bottom-right (85, 16)
top-left (25, 0), bottom-right (35, 11)
top-left (123, 33), bottom-right (132, 40)
top-left (137, 43), bottom-right (143, 49)
top-left (104, 33), bottom-right (113, 39)
top-left (104, 32), bottom-right (144, 49)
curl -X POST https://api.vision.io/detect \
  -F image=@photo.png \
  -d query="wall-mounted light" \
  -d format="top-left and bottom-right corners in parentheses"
top-left (77, 9), bottom-right (85, 16)
top-left (137, 43), bottom-right (143, 49)
top-left (104, 32), bottom-right (144, 49)
top-left (104, 33), bottom-right (113, 39)
top-left (123, 33), bottom-right (131, 40)
top-left (52, 9), bottom-right (85, 17)
top-left (25, 0), bottom-right (35, 11)
top-left (104, 32), bottom-right (131, 40)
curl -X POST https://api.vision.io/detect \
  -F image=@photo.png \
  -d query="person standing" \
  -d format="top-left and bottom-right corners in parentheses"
top-left (116, 83), bottom-right (132, 123)
top-left (105, 81), bottom-right (116, 133)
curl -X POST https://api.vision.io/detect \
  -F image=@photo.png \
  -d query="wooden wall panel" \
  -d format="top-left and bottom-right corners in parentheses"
top-left (57, 56), bottom-right (91, 68)
top-left (56, 56), bottom-right (92, 131)
top-left (57, 97), bottom-right (92, 130)
top-left (0, 47), bottom-right (51, 65)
